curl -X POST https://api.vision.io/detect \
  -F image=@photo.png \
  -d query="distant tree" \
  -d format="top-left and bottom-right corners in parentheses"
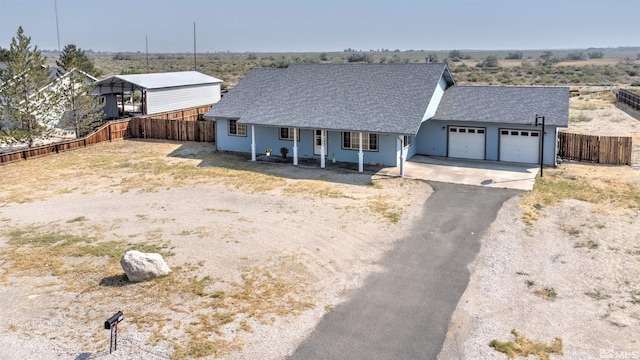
top-left (566, 52), bottom-right (585, 61)
top-left (588, 51), bottom-right (604, 59)
top-left (319, 53), bottom-right (329, 61)
top-left (347, 53), bottom-right (372, 63)
top-left (58, 69), bottom-right (103, 138)
top-left (0, 27), bottom-right (62, 147)
top-left (449, 49), bottom-right (464, 61)
top-left (539, 51), bottom-right (560, 66)
top-left (477, 55), bottom-right (500, 68)
top-left (425, 53), bottom-right (439, 63)
top-left (505, 52), bottom-right (523, 60)
top-left (57, 44), bottom-right (103, 77)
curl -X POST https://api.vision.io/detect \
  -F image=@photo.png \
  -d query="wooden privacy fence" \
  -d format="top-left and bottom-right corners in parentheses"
top-left (0, 120), bottom-right (130, 165)
top-left (617, 89), bottom-right (640, 111)
top-left (558, 132), bottom-right (633, 165)
top-left (127, 117), bottom-right (215, 142)
top-left (0, 105), bottom-right (215, 166)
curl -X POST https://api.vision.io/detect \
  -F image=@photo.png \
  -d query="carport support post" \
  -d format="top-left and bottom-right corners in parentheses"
top-left (293, 127), bottom-right (298, 165)
top-left (251, 125), bottom-right (256, 161)
top-left (535, 115), bottom-right (545, 177)
top-left (358, 132), bottom-right (364, 172)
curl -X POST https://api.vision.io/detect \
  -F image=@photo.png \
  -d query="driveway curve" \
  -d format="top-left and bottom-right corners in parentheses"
top-left (289, 181), bottom-right (521, 360)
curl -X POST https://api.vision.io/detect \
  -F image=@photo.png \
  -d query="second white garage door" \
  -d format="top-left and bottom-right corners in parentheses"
top-left (499, 129), bottom-right (540, 164)
top-left (448, 126), bottom-right (486, 160)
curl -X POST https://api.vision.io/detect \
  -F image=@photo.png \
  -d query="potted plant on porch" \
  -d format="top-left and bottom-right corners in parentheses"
top-left (265, 148), bottom-right (272, 156)
top-left (280, 146), bottom-right (289, 159)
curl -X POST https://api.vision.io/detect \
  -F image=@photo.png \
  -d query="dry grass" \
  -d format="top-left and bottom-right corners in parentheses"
top-left (520, 164), bottom-right (640, 224)
top-left (490, 329), bottom-right (563, 360)
top-left (0, 225), bottom-right (316, 357)
top-left (533, 287), bottom-right (558, 301)
top-left (0, 141), bottom-right (288, 204)
top-left (368, 195), bottom-right (403, 224)
top-left (283, 180), bottom-right (352, 199)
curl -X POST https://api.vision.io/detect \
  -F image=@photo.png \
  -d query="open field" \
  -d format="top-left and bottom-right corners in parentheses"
top-left (41, 48), bottom-right (640, 88)
top-left (0, 140), bottom-right (431, 359)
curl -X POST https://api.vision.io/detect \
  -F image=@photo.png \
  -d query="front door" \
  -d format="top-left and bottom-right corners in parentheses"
top-left (314, 130), bottom-right (327, 156)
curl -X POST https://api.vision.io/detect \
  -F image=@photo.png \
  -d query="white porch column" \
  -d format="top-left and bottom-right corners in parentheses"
top-left (320, 130), bottom-right (326, 168)
top-left (358, 132), bottom-right (364, 172)
top-left (399, 135), bottom-right (405, 178)
top-left (251, 125), bottom-right (256, 161)
top-left (293, 127), bottom-right (299, 165)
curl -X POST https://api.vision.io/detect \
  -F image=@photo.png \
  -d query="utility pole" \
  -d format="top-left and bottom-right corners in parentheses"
top-left (145, 35), bottom-right (149, 72)
top-left (193, 22), bottom-right (197, 71)
top-left (54, 0), bottom-right (61, 54)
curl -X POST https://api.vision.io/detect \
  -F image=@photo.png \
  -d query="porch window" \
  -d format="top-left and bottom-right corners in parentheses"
top-left (228, 119), bottom-right (246, 136)
top-left (403, 136), bottom-right (413, 147)
top-left (342, 132), bottom-right (378, 151)
top-left (279, 127), bottom-right (300, 141)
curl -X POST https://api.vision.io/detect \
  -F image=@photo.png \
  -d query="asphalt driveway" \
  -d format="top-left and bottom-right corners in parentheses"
top-left (289, 182), bottom-right (521, 360)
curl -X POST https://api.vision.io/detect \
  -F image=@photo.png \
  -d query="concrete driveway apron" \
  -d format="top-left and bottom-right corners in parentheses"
top-left (289, 182), bottom-right (521, 360)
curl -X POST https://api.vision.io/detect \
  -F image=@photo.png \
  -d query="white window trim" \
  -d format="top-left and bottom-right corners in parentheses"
top-left (279, 127), bottom-right (300, 141)
top-left (342, 131), bottom-right (379, 151)
top-left (228, 119), bottom-right (247, 137)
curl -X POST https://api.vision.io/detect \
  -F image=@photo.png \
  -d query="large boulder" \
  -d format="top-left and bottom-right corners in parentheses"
top-left (120, 250), bottom-right (171, 283)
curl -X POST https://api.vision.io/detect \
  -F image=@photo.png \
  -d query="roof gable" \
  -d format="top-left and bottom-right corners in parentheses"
top-left (433, 86), bottom-right (569, 127)
top-left (206, 63), bottom-right (453, 134)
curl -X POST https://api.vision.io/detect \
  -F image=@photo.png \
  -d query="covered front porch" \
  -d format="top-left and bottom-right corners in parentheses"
top-left (244, 124), bottom-right (409, 175)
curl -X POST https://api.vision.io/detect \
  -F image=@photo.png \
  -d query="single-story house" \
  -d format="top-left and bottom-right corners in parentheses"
top-left (91, 71), bottom-right (222, 118)
top-left (203, 63), bottom-right (568, 171)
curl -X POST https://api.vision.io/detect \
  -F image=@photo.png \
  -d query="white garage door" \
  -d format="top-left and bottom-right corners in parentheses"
top-left (448, 126), bottom-right (485, 160)
top-left (499, 129), bottom-right (540, 163)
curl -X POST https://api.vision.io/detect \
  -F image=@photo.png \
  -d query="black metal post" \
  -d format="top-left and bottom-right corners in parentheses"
top-left (535, 115), bottom-right (545, 177)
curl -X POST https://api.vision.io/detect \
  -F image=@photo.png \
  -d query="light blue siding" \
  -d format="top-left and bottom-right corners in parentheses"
top-left (415, 120), bottom-right (559, 165)
top-left (215, 122), bottom-right (401, 166)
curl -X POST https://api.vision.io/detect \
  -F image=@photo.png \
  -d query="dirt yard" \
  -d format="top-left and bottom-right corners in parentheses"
top-left (0, 140), bottom-right (431, 359)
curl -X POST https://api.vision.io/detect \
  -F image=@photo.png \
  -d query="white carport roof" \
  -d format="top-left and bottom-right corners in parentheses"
top-left (91, 71), bottom-right (222, 95)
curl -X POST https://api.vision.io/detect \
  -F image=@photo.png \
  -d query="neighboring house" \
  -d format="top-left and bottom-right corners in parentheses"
top-left (0, 65), bottom-right (97, 128)
top-left (204, 63), bottom-right (569, 171)
top-left (91, 71), bottom-right (222, 119)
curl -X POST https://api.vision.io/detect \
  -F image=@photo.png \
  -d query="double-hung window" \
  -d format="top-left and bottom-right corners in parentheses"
top-left (342, 132), bottom-right (378, 151)
top-left (279, 127), bottom-right (300, 140)
top-left (228, 119), bottom-right (246, 136)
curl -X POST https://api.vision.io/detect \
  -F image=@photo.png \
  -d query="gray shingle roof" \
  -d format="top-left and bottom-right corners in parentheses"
top-left (205, 63), bottom-right (453, 135)
top-left (433, 85), bottom-right (569, 127)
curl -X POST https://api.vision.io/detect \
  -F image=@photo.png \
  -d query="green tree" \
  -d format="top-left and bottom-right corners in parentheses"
top-left (588, 51), bottom-right (604, 59)
top-left (477, 55), bottom-right (500, 68)
top-left (539, 51), bottom-right (559, 66)
top-left (58, 69), bottom-right (104, 138)
top-left (0, 27), bottom-right (61, 147)
top-left (0, 47), bottom-right (10, 62)
top-left (505, 52), bottom-right (523, 60)
top-left (56, 44), bottom-right (103, 77)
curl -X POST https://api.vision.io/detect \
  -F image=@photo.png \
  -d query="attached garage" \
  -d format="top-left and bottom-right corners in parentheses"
top-left (448, 126), bottom-right (485, 160)
top-left (499, 129), bottom-right (540, 164)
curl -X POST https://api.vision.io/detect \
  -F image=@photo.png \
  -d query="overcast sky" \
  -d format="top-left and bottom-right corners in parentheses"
top-left (1, 0), bottom-right (639, 53)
